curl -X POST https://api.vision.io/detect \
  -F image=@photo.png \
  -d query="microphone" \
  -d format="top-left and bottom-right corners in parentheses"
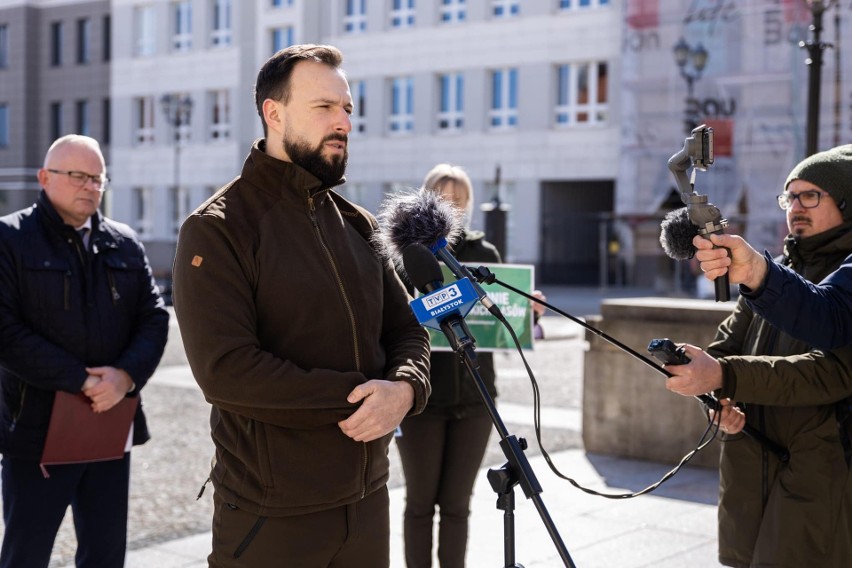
top-left (658, 199), bottom-right (730, 302)
top-left (402, 243), bottom-right (480, 355)
top-left (376, 190), bottom-right (504, 320)
top-left (659, 207), bottom-right (698, 261)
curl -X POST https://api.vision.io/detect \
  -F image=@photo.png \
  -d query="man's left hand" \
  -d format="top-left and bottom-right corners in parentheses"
top-left (338, 380), bottom-right (415, 442)
top-left (82, 366), bottom-right (134, 413)
top-left (664, 344), bottom-right (723, 397)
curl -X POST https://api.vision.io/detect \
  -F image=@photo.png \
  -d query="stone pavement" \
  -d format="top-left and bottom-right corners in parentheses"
top-left (115, 446), bottom-right (720, 568)
top-left (42, 286), bottom-right (724, 567)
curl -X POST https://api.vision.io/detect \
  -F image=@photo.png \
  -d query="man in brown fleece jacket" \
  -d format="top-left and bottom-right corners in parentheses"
top-left (172, 44), bottom-right (430, 567)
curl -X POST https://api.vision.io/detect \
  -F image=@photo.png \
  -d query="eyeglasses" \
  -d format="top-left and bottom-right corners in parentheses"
top-left (776, 190), bottom-right (827, 210)
top-left (47, 169), bottom-right (109, 192)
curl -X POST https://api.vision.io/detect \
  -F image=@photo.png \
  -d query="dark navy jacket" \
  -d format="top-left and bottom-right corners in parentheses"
top-left (744, 252), bottom-right (852, 351)
top-left (0, 192), bottom-right (169, 460)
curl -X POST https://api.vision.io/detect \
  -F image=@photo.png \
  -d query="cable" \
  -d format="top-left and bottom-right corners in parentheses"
top-left (468, 266), bottom-right (786, 498)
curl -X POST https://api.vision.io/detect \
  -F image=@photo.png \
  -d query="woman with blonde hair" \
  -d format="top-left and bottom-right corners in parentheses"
top-left (395, 163), bottom-right (501, 568)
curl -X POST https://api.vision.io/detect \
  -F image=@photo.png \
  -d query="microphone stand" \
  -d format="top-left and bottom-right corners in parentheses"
top-left (438, 313), bottom-right (576, 568)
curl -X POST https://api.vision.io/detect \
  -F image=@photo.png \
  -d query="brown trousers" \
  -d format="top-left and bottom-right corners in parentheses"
top-left (208, 486), bottom-right (390, 567)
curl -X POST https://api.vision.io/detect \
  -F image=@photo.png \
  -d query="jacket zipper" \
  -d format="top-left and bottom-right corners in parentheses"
top-left (106, 270), bottom-right (121, 305)
top-left (307, 195), bottom-right (361, 371)
top-left (308, 194), bottom-right (368, 498)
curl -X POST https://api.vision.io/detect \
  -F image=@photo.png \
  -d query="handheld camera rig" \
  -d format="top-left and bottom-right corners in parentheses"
top-left (667, 124), bottom-right (730, 301)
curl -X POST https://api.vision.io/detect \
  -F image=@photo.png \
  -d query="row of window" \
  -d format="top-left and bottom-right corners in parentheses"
top-left (45, 99), bottom-right (111, 145)
top-left (126, 0), bottom-right (610, 57)
top-left (350, 62), bottom-right (608, 136)
top-left (126, 62), bottom-right (606, 146)
top-left (125, 62), bottom-right (606, 146)
top-left (0, 18), bottom-right (109, 68)
top-left (134, 90), bottom-right (231, 145)
top-left (135, 0), bottom-right (232, 56)
top-left (47, 16), bottom-right (110, 67)
top-left (346, 0), bottom-right (610, 32)
top-left (0, 60), bottom-right (605, 153)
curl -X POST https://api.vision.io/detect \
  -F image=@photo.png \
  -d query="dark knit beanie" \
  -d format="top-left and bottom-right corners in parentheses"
top-left (785, 144), bottom-right (852, 221)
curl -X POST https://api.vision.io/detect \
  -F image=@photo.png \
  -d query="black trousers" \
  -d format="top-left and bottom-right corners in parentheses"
top-left (395, 406), bottom-right (493, 568)
top-left (209, 485), bottom-right (390, 567)
top-left (0, 453), bottom-right (131, 568)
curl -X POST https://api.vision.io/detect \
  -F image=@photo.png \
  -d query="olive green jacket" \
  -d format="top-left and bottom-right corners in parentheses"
top-left (708, 222), bottom-right (852, 567)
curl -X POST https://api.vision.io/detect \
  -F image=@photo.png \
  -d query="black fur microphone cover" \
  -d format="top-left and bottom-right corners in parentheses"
top-left (374, 189), bottom-right (464, 266)
top-left (660, 207), bottom-right (698, 260)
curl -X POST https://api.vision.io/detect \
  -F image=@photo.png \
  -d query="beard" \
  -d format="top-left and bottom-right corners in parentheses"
top-left (283, 133), bottom-right (348, 186)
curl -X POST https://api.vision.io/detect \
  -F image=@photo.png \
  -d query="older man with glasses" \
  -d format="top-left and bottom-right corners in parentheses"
top-left (666, 144), bottom-right (852, 567)
top-left (0, 134), bottom-right (168, 567)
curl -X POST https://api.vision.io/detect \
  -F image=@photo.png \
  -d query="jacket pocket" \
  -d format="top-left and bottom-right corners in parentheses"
top-left (21, 256), bottom-right (72, 314)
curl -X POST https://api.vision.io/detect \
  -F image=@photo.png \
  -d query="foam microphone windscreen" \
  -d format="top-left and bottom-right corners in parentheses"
top-left (374, 189), bottom-right (463, 264)
top-left (660, 207), bottom-right (698, 260)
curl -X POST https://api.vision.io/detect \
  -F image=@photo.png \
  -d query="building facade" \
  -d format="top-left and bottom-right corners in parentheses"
top-left (1, 0), bottom-right (850, 288)
top-left (0, 0), bottom-right (111, 213)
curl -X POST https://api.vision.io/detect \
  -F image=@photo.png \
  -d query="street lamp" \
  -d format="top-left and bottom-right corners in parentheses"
top-left (672, 37), bottom-right (709, 133)
top-left (159, 93), bottom-right (193, 199)
top-left (800, 0), bottom-right (836, 157)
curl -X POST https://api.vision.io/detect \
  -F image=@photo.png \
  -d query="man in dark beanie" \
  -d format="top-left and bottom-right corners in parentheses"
top-left (785, 144), bottom-right (852, 222)
top-left (666, 143), bottom-right (852, 566)
top-left (691, 144), bottom-right (852, 351)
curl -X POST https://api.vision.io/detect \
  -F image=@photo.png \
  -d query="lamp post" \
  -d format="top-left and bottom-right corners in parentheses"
top-left (672, 37), bottom-right (709, 133)
top-left (159, 94), bottom-right (193, 199)
top-left (800, 0), bottom-right (835, 157)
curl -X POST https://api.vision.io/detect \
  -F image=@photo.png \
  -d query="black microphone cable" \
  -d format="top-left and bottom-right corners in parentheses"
top-left (466, 266), bottom-right (788, 499)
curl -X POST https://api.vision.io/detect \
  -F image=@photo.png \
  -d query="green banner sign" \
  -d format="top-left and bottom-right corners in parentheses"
top-left (427, 263), bottom-right (535, 352)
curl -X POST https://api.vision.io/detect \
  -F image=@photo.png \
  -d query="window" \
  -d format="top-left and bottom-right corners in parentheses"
top-left (344, 0), bottom-right (367, 34)
top-left (391, 0), bottom-right (415, 28)
top-left (211, 0), bottom-right (232, 46)
top-left (135, 5), bottom-right (156, 56)
top-left (173, 1), bottom-right (192, 51)
top-left (271, 26), bottom-right (293, 54)
top-left (51, 22), bottom-right (63, 66)
top-left (76, 18), bottom-right (90, 64)
top-left (389, 77), bottom-right (414, 133)
top-left (0, 24), bottom-right (7, 68)
top-left (555, 61), bottom-right (608, 125)
top-left (489, 68), bottom-right (517, 129)
top-left (133, 187), bottom-right (153, 237)
top-left (493, 0), bottom-right (519, 17)
top-left (350, 80), bottom-right (366, 135)
top-left (209, 90), bottom-right (230, 140)
top-left (0, 104), bottom-right (8, 147)
top-left (50, 102), bottom-right (63, 140)
top-left (440, 0), bottom-right (466, 23)
top-left (437, 72), bottom-right (463, 131)
top-left (102, 15), bottom-right (111, 61)
top-left (170, 186), bottom-right (190, 235)
top-left (76, 100), bottom-right (89, 136)
top-left (135, 96), bottom-right (155, 145)
top-left (559, 0), bottom-right (609, 10)
top-left (102, 98), bottom-right (111, 144)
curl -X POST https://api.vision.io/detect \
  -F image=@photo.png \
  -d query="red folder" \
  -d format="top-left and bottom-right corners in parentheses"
top-left (39, 391), bottom-right (138, 478)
